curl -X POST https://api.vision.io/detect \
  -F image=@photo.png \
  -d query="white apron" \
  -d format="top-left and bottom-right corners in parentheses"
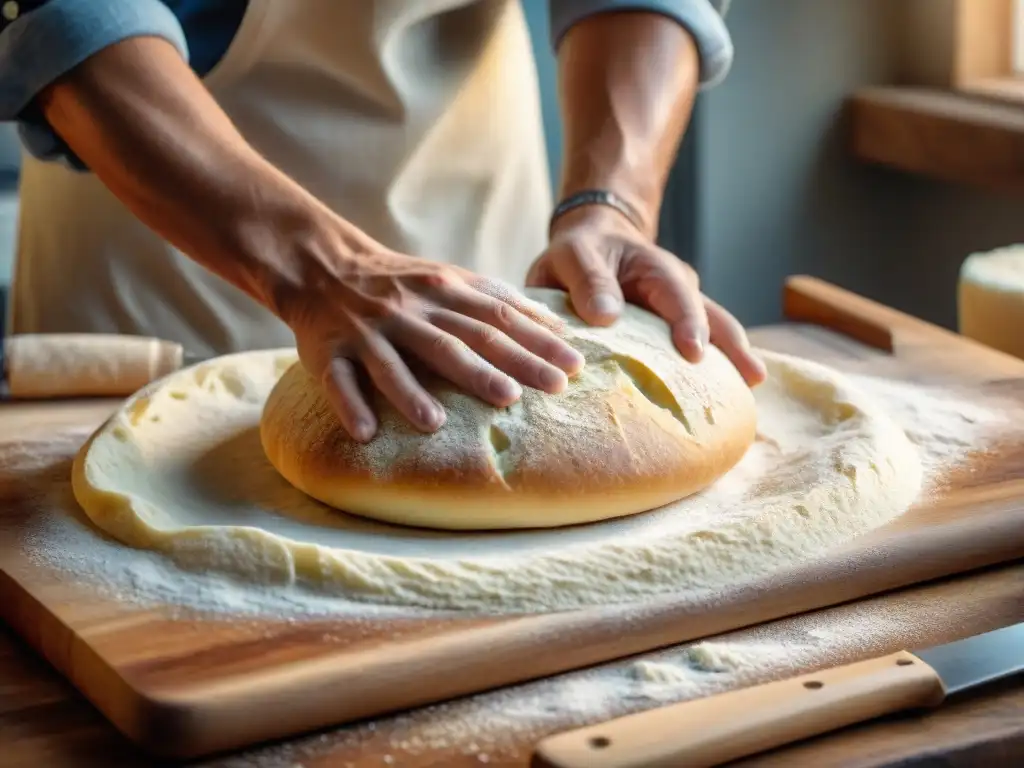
top-left (12, 0), bottom-right (552, 356)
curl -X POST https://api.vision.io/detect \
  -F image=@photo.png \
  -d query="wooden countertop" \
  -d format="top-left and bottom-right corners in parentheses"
top-left (2, 560), bottom-right (1021, 767)
top-left (3, 277), bottom-right (1024, 767)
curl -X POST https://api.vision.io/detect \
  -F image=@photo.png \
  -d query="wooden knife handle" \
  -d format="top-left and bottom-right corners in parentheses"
top-left (531, 651), bottom-right (946, 768)
top-left (5, 333), bottom-right (185, 399)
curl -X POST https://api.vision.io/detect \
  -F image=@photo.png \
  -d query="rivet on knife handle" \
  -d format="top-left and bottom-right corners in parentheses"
top-left (531, 651), bottom-right (946, 768)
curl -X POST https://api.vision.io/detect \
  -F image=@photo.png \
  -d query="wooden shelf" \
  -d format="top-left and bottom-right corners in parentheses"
top-left (848, 86), bottom-right (1024, 194)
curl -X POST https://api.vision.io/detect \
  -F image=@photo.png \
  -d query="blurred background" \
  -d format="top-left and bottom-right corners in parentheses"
top-left (1, 0), bottom-right (1021, 331)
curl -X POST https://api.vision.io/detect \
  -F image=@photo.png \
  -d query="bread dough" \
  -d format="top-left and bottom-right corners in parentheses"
top-left (71, 346), bottom-right (924, 612)
top-left (261, 288), bottom-right (757, 530)
top-left (958, 245), bottom-right (1024, 360)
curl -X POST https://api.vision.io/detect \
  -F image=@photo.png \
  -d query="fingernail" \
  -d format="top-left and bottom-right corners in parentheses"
top-left (555, 345), bottom-right (585, 372)
top-left (540, 366), bottom-right (568, 392)
top-left (681, 335), bottom-right (704, 363)
top-left (420, 403), bottom-right (446, 430)
top-left (493, 377), bottom-right (522, 402)
top-left (588, 294), bottom-right (621, 317)
top-left (567, 350), bottom-right (586, 371)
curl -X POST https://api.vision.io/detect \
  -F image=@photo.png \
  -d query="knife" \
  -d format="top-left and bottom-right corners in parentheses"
top-left (531, 622), bottom-right (1024, 768)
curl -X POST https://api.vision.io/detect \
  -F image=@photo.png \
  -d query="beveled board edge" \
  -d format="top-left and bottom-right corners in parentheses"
top-left (4, 485), bottom-right (1021, 760)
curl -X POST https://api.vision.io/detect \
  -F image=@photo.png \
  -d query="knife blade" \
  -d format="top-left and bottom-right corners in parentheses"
top-left (531, 622), bottom-right (1024, 768)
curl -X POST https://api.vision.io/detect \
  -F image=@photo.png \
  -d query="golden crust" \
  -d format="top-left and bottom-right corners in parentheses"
top-left (260, 288), bottom-right (757, 530)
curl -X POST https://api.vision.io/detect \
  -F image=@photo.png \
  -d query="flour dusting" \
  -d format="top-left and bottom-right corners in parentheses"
top-left (264, 287), bottom-right (744, 497)
top-left (5, 364), bottom-right (1018, 766)
top-left (15, 356), bottom-right (1016, 619)
top-left (54, 348), bottom-right (930, 613)
top-left (212, 592), bottom-right (960, 766)
top-left (846, 372), bottom-right (1013, 495)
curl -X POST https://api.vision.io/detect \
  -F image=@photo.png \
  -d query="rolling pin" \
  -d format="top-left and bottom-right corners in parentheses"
top-left (1, 333), bottom-right (206, 399)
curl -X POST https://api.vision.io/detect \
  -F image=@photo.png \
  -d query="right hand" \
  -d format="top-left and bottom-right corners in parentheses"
top-left (271, 225), bottom-right (586, 443)
top-left (28, 35), bottom-right (582, 439)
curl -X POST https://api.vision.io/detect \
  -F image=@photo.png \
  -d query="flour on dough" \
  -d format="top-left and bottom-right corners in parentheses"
top-left (71, 348), bottom-right (924, 613)
top-left (630, 660), bottom-right (694, 686)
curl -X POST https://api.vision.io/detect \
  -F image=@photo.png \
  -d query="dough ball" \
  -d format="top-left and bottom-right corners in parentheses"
top-left (260, 288), bottom-right (757, 530)
top-left (958, 245), bottom-right (1024, 360)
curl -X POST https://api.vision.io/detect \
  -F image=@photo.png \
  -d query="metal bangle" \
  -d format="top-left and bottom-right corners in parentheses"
top-left (548, 189), bottom-right (645, 236)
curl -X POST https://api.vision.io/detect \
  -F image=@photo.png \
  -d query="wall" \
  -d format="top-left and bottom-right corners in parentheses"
top-left (690, 0), bottom-right (1024, 328)
top-left (692, 0), bottom-right (896, 324)
top-left (532, 0), bottom-right (1024, 330)
top-left (0, 124), bottom-right (19, 299)
top-left (522, 1), bottom-right (563, 189)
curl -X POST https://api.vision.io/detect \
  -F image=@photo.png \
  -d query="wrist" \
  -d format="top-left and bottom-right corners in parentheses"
top-left (548, 201), bottom-right (641, 245)
top-left (232, 186), bottom-right (379, 322)
top-left (556, 168), bottom-right (660, 239)
top-left (549, 188), bottom-right (648, 241)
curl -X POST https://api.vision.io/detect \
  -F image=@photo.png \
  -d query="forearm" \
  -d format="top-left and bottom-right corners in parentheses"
top-left (37, 36), bottom-right (338, 310)
top-left (555, 12), bottom-right (700, 237)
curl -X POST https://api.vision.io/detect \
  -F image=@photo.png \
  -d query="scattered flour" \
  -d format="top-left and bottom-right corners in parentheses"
top-left (13, 362), bottom-right (1017, 620)
top-left (4, 368), bottom-right (1015, 765)
top-left (208, 594), bottom-right (951, 766)
top-left (61, 349), bottom-right (930, 613)
top-left (845, 372), bottom-right (1014, 496)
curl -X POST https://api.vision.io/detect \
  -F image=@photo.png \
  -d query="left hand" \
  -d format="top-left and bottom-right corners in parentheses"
top-left (526, 207), bottom-right (767, 386)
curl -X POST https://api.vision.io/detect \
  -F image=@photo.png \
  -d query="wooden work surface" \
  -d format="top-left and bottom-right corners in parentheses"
top-left (2, 276), bottom-right (1024, 765)
top-left (2, 560), bottom-right (1022, 767)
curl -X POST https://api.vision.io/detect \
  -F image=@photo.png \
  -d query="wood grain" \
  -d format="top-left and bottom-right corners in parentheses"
top-left (1, 278), bottom-right (1024, 760)
top-left (2, 562), bottom-right (1022, 767)
top-left (848, 86), bottom-right (1024, 194)
top-left (532, 652), bottom-right (948, 768)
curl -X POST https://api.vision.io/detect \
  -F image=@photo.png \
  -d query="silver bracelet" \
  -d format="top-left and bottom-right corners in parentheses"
top-left (548, 189), bottom-right (645, 236)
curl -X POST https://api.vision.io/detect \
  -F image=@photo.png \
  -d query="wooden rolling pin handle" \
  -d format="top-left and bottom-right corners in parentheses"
top-left (531, 651), bottom-right (947, 768)
top-left (6, 333), bottom-right (185, 399)
top-left (783, 276), bottom-right (897, 353)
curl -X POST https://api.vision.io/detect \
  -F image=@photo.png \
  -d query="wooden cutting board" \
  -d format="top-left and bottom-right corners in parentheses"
top-left (2, 276), bottom-right (1024, 761)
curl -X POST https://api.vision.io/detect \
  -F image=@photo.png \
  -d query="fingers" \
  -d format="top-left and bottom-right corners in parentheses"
top-left (544, 244), bottom-right (625, 326)
top-left (705, 297), bottom-right (768, 386)
top-left (633, 259), bottom-right (709, 364)
top-left (428, 310), bottom-right (571, 396)
top-left (321, 358), bottom-right (377, 442)
top-left (523, 258), bottom-right (550, 289)
top-left (358, 336), bottom-right (447, 433)
top-left (301, 256), bottom-right (600, 439)
top-left (477, 276), bottom-right (567, 335)
top-left (444, 284), bottom-right (585, 375)
top-left (393, 318), bottom-right (523, 407)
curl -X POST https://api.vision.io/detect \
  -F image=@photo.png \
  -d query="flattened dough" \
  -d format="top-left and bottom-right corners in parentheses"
top-left (71, 347), bottom-right (924, 613)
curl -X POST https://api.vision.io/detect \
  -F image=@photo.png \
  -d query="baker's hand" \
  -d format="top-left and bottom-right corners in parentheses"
top-left (272, 227), bottom-right (585, 442)
top-left (526, 207), bottom-right (767, 386)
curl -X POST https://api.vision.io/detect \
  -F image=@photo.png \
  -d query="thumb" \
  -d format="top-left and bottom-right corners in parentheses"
top-left (551, 244), bottom-right (624, 326)
top-left (524, 256), bottom-right (552, 288)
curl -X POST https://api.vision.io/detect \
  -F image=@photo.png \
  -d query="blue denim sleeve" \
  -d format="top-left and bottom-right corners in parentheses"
top-left (548, 0), bottom-right (734, 88)
top-left (0, 0), bottom-right (189, 169)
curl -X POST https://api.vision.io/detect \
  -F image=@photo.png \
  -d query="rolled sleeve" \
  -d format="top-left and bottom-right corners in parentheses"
top-left (0, 0), bottom-right (189, 167)
top-left (549, 0), bottom-right (734, 88)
